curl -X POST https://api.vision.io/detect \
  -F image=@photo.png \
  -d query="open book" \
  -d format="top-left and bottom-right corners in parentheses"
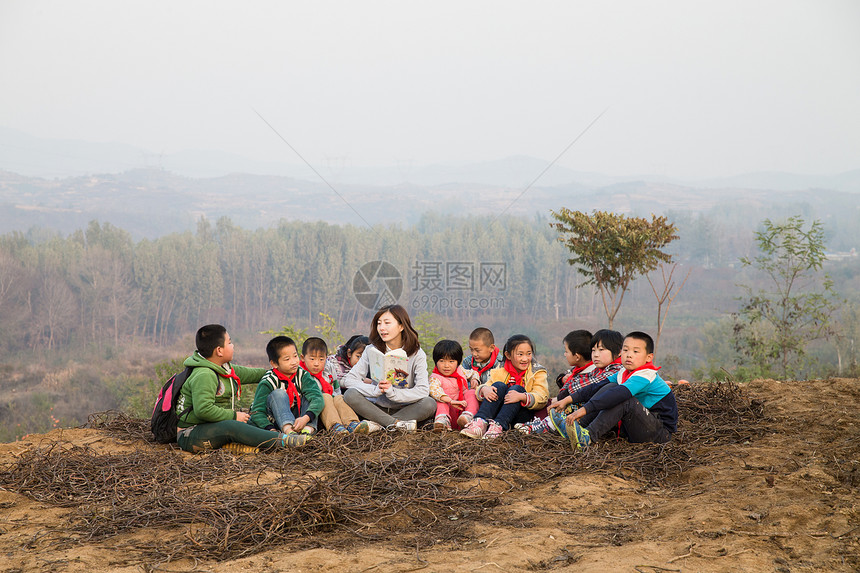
top-left (365, 346), bottom-right (409, 388)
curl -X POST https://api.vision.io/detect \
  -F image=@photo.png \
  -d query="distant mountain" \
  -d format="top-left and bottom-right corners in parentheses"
top-left (693, 170), bottom-right (860, 194)
top-left (2, 126), bottom-right (858, 193)
top-left (3, 167), bottom-right (859, 242)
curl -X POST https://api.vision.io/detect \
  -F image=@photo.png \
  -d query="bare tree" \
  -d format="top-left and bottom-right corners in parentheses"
top-left (646, 262), bottom-right (691, 351)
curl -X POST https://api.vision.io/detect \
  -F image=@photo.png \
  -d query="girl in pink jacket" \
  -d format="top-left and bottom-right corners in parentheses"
top-left (430, 340), bottom-right (480, 431)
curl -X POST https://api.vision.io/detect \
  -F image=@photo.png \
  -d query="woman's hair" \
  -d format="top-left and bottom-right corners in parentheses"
top-left (503, 333), bottom-right (535, 357)
top-left (337, 334), bottom-right (371, 362)
top-left (369, 304), bottom-right (420, 356)
top-left (432, 339), bottom-right (464, 364)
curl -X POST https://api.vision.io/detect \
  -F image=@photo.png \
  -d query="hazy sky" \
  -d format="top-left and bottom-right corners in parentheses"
top-left (1, 0), bottom-right (858, 179)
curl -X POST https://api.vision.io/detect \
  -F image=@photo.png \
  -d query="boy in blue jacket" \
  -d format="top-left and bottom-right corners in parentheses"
top-left (550, 331), bottom-right (677, 449)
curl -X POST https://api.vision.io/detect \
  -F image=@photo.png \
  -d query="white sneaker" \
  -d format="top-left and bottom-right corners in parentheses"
top-left (355, 420), bottom-right (384, 434)
top-left (389, 419), bottom-right (417, 432)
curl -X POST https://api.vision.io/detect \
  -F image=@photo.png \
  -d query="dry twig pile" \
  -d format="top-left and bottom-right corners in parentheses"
top-left (0, 382), bottom-right (766, 564)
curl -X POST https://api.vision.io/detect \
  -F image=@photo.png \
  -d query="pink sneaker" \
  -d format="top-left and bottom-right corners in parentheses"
top-left (482, 420), bottom-right (503, 440)
top-left (433, 414), bottom-right (451, 433)
top-left (456, 411), bottom-right (474, 428)
top-left (460, 417), bottom-right (488, 439)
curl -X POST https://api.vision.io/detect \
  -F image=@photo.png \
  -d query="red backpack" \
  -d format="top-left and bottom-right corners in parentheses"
top-left (150, 366), bottom-right (195, 444)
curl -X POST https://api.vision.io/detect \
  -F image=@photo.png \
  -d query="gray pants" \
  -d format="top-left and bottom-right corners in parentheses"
top-left (585, 384), bottom-right (672, 444)
top-left (343, 388), bottom-right (437, 427)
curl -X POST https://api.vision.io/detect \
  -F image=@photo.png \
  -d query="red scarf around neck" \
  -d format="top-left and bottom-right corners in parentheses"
top-left (300, 361), bottom-right (334, 395)
top-left (562, 360), bottom-right (594, 385)
top-left (503, 359), bottom-right (527, 386)
top-left (432, 366), bottom-right (469, 401)
top-left (219, 365), bottom-right (242, 399)
top-left (570, 361), bottom-right (593, 376)
top-left (620, 362), bottom-right (660, 384)
top-left (273, 368), bottom-right (301, 409)
top-left (473, 347), bottom-right (500, 376)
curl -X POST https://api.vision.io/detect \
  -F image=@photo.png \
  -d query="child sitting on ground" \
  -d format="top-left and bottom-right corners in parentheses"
top-left (250, 335), bottom-right (324, 438)
top-left (301, 336), bottom-right (366, 434)
top-left (460, 334), bottom-right (548, 440)
top-left (520, 329), bottom-right (624, 435)
top-left (551, 331), bottom-right (678, 449)
top-left (175, 324), bottom-right (304, 452)
top-left (429, 339), bottom-right (480, 432)
top-left (513, 329), bottom-right (592, 434)
top-left (554, 330), bottom-right (596, 392)
top-left (458, 327), bottom-right (505, 428)
top-left (462, 327), bottom-right (505, 384)
top-left (325, 335), bottom-right (371, 384)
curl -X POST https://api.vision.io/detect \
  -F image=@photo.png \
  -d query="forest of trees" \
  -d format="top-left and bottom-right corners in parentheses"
top-left (1, 211), bottom-right (857, 361)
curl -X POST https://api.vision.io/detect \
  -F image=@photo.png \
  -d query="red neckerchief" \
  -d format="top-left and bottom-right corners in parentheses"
top-left (473, 347), bottom-right (500, 376)
top-left (300, 361), bottom-right (334, 395)
top-left (219, 365), bottom-right (242, 399)
top-left (503, 359), bottom-right (527, 386)
top-left (620, 362), bottom-right (660, 384)
top-left (432, 366), bottom-right (469, 401)
top-left (570, 361), bottom-right (593, 376)
top-left (273, 368), bottom-right (301, 409)
top-left (561, 361), bottom-right (593, 385)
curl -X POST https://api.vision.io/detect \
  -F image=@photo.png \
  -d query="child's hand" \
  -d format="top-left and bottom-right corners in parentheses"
top-left (482, 386), bottom-right (498, 401)
top-left (550, 397), bottom-right (571, 412)
top-left (293, 415), bottom-right (310, 431)
top-left (566, 407), bottom-right (586, 426)
top-left (378, 379), bottom-right (392, 392)
top-left (504, 390), bottom-right (526, 404)
top-left (236, 411), bottom-right (250, 423)
top-left (452, 399), bottom-right (467, 408)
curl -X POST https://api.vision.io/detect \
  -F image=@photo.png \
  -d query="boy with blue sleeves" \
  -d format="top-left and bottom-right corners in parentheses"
top-left (550, 331), bottom-right (677, 449)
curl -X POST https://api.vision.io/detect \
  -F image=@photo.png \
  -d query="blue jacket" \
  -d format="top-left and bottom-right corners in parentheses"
top-left (568, 365), bottom-right (678, 433)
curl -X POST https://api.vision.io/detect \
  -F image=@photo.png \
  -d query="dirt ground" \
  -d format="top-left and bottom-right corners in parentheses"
top-left (0, 379), bottom-right (858, 573)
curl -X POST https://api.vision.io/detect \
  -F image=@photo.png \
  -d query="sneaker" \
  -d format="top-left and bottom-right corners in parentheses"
top-left (456, 411), bottom-right (474, 428)
top-left (548, 410), bottom-right (569, 439)
top-left (515, 418), bottom-right (547, 435)
top-left (282, 433), bottom-right (310, 447)
top-left (433, 415), bottom-right (451, 433)
top-left (460, 417), bottom-right (488, 439)
top-left (389, 419), bottom-right (417, 432)
top-left (482, 420), bottom-right (503, 440)
top-left (346, 421), bottom-right (360, 433)
top-left (301, 427), bottom-right (314, 435)
top-left (222, 442), bottom-right (259, 455)
top-left (568, 420), bottom-right (592, 450)
top-left (331, 423), bottom-right (350, 434)
top-left (355, 420), bottom-right (384, 434)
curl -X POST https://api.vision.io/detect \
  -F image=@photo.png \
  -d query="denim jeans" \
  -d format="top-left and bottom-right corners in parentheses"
top-left (474, 382), bottom-right (536, 430)
top-left (267, 389), bottom-right (318, 431)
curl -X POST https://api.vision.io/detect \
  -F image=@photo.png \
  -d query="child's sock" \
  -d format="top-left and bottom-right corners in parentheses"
top-left (346, 420), bottom-right (360, 433)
